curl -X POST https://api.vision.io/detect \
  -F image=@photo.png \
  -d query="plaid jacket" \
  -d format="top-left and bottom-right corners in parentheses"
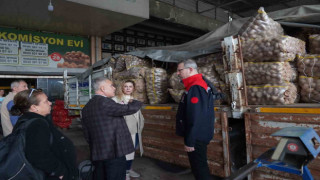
top-left (81, 95), bottom-right (143, 161)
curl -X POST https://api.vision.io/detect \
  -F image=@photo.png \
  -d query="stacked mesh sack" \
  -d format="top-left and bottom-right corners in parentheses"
top-left (168, 54), bottom-right (229, 105)
top-left (239, 7), bottom-right (305, 105)
top-left (168, 72), bottom-right (185, 103)
top-left (145, 67), bottom-right (169, 104)
top-left (296, 36), bottom-right (320, 103)
top-left (198, 54), bottom-right (230, 105)
top-left (112, 54), bottom-right (151, 103)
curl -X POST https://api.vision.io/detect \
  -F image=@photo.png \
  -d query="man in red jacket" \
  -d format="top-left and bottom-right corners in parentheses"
top-left (81, 77), bottom-right (143, 180)
top-left (176, 59), bottom-right (224, 180)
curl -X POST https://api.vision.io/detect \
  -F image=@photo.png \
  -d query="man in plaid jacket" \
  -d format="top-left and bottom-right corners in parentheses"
top-left (81, 77), bottom-right (143, 180)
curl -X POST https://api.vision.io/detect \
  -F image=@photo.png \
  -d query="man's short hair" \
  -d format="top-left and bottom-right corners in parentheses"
top-left (93, 77), bottom-right (109, 92)
top-left (180, 59), bottom-right (198, 69)
top-left (11, 80), bottom-right (26, 90)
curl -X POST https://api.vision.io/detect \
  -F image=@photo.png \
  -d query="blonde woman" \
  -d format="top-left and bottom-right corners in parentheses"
top-left (112, 80), bottom-right (144, 180)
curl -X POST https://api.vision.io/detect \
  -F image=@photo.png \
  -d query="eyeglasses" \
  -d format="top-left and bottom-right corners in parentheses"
top-left (28, 88), bottom-right (42, 98)
top-left (177, 68), bottom-right (188, 73)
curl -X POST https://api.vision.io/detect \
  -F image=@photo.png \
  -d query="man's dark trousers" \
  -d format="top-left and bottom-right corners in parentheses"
top-left (93, 156), bottom-right (126, 180)
top-left (187, 140), bottom-right (211, 180)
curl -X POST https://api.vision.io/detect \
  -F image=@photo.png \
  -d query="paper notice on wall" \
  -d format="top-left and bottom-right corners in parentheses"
top-left (0, 55), bottom-right (19, 64)
top-left (20, 42), bottom-right (49, 66)
top-left (0, 39), bottom-right (19, 65)
top-left (0, 39), bottom-right (19, 55)
top-left (21, 56), bottom-right (48, 66)
top-left (21, 42), bottom-right (48, 57)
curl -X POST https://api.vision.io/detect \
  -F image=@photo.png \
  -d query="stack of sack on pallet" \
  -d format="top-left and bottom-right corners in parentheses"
top-left (168, 54), bottom-right (230, 104)
top-left (112, 55), bottom-right (151, 103)
top-left (52, 100), bottom-right (72, 129)
top-left (145, 67), bottom-right (168, 104)
top-left (240, 7), bottom-right (305, 105)
top-left (297, 35), bottom-right (320, 103)
top-left (198, 54), bottom-right (230, 105)
top-left (168, 73), bottom-right (185, 103)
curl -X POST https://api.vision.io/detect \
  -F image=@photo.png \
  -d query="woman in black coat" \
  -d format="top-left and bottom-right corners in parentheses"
top-left (11, 89), bottom-right (78, 180)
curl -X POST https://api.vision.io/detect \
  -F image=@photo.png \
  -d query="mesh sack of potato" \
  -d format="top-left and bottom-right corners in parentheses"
top-left (132, 78), bottom-right (147, 93)
top-left (242, 36), bottom-right (306, 62)
top-left (309, 34), bottom-right (320, 54)
top-left (297, 55), bottom-right (320, 77)
top-left (244, 62), bottom-right (294, 85)
top-left (169, 73), bottom-right (184, 90)
top-left (168, 89), bottom-right (184, 103)
top-left (289, 62), bottom-right (298, 83)
top-left (247, 83), bottom-right (297, 105)
top-left (134, 92), bottom-right (149, 104)
top-left (218, 81), bottom-right (231, 105)
top-left (299, 76), bottom-right (320, 103)
top-left (113, 55), bottom-right (127, 72)
top-left (196, 54), bottom-right (215, 67)
top-left (198, 64), bottom-right (220, 87)
top-left (113, 67), bottom-right (147, 80)
top-left (145, 68), bottom-right (168, 104)
top-left (106, 57), bottom-right (116, 69)
top-left (125, 55), bottom-right (152, 70)
top-left (210, 53), bottom-right (226, 82)
top-left (239, 7), bottom-right (284, 41)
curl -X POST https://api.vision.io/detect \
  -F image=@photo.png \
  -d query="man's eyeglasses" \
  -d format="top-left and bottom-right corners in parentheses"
top-left (28, 88), bottom-right (42, 98)
top-left (177, 68), bottom-right (188, 73)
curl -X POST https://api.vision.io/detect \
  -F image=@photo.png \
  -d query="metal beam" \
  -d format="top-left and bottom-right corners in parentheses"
top-left (198, 7), bottom-right (216, 14)
top-left (217, 0), bottom-right (242, 8)
top-left (232, 0), bottom-right (298, 15)
top-left (239, 0), bottom-right (254, 7)
top-left (197, 0), bottom-right (243, 17)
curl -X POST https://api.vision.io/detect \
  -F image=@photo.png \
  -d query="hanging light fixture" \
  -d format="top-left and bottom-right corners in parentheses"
top-left (48, 0), bottom-right (54, 11)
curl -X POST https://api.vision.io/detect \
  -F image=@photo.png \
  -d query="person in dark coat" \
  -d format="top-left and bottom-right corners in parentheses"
top-left (81, 77), bottom-right (143, 180)
top-left (175, 59), bottom-right (224, 180)
top-left (10, 89), bottom-right (78, 180)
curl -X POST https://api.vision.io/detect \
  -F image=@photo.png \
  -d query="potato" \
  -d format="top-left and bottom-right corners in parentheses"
top-left (168, 89), bottom-right (184, 103)
top-left (309, 34), bottom-right (320, 54)
top-left (299, 76), bottom-right (320, 103)
top-left (239, 7), bottom-right (284, 41)
top-left (145, 68), bottom-right (168, 104)
top-left (113, 55), bottom-right (126, 72)
top-left (244, 62), bottom-right (295, 85)
top-left (124, 55), bottom-right (152, 70)
top-left (297, 54), bottom-right (320, 77)
top-left (247, 83), bottom-right (297, 105)
top-left (113, 67), bottom-right (147, 80)
top-left (169, 73), bottom-right (184, 90)
top-left (198, 64), bottom-right (220, 87)
top-left (242, 36), bottom-right (306, 62)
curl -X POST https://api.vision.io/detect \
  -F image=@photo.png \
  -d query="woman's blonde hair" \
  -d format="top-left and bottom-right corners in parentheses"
top-left (115, 80), bottom-right (136, 100)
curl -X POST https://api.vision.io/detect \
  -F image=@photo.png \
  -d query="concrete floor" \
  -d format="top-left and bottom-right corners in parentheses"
top-left (0, 119), bottom-right (223, 180)
top-left (63, 119), bottom-right (223, 180)
top-left (130, 156), bottom-right (222, 180)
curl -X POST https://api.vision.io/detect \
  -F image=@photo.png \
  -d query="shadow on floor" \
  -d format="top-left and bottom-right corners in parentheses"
top-left (132, 156), bottom-right (223, 180)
